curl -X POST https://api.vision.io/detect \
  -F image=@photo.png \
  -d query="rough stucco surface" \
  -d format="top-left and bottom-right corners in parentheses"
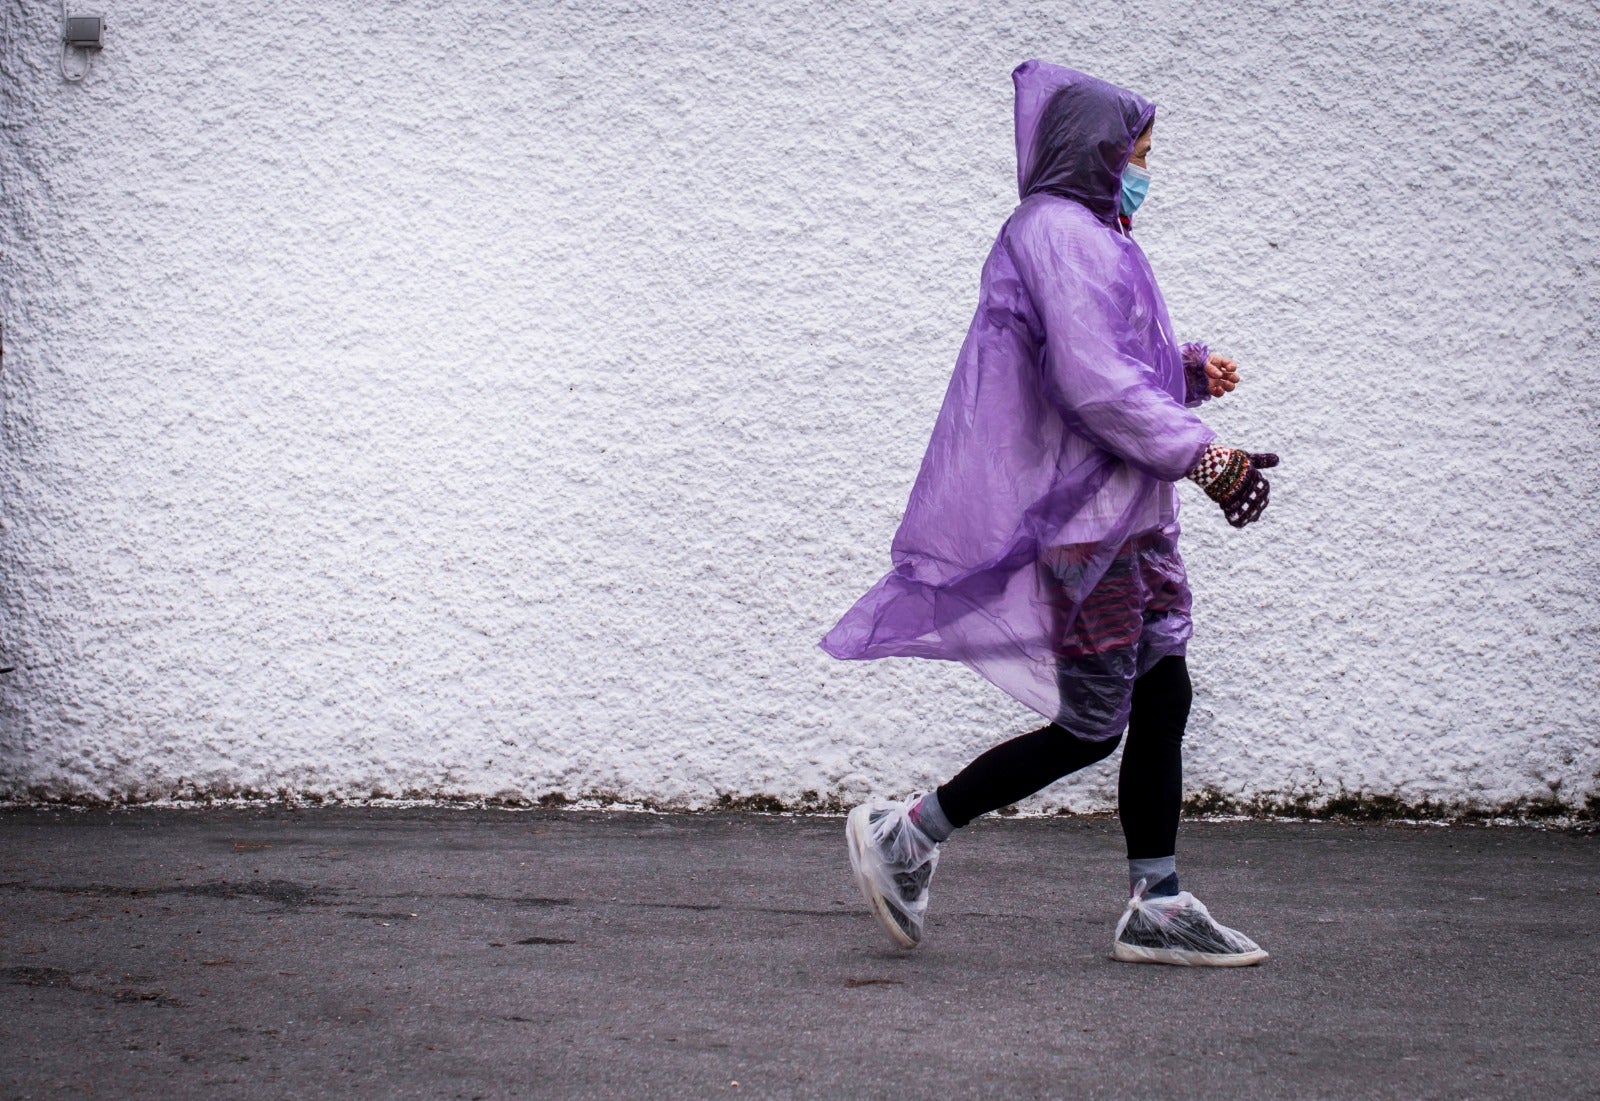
top-left (1, 1), bottom-right (1597, 813)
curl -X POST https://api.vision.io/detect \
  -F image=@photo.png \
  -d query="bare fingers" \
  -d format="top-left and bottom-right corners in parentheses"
top-left (1206, 354), bottom-right (1240, 397)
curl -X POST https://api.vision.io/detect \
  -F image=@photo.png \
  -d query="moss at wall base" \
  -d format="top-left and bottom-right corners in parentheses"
top-left (2, 782), bottom-right (1595, 827)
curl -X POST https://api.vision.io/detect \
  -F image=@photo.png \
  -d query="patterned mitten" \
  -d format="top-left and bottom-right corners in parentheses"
top-left (1187, 444), bottom-right (1279, 527)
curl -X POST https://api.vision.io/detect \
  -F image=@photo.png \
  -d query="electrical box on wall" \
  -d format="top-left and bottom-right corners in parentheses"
top-left (63, 15), bottom-right (105, 49)
top-left (60, 12), bottom-right (105, 83)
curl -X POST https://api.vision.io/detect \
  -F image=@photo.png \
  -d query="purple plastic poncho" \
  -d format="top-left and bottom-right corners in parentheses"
top-left (819, 60), bottom-right (1218, 739)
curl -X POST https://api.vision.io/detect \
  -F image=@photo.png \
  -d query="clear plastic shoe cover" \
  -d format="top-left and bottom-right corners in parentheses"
top-left (1112, 879), bottom-right (1268, 967)
top-left (846, 797), bottom-right (941, 948)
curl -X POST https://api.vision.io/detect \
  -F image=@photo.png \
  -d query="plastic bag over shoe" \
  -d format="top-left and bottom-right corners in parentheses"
top-left (1112, 880), bottom-right (1268, 966)
top-left (846, 799), bottom-right (940, 947)
top-left (820, 60), bottom-right (1216, 736)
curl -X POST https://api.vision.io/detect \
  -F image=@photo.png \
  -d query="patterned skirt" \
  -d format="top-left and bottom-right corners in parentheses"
top-left (1035, 527), bottom-right (1192, 737)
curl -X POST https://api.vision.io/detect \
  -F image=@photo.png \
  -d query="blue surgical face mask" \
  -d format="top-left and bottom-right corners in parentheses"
top-left (1121, 163), bottom-right (1151, 217)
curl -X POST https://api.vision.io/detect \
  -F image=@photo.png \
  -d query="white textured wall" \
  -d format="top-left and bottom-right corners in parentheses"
top-left (2, 0), bottom-right (1597, 814)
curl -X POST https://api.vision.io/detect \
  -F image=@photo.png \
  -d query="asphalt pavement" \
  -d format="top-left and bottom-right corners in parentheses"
top-left (1, 806), bottom-right (1595, 1099)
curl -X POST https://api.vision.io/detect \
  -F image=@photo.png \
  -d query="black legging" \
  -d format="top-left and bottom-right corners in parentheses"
top-left (934, 654), bottom-right (1190, 859)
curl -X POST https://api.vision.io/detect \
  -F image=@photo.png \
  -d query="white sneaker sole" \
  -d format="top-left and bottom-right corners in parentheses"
top-left (1112, 940), bottom-right (1269, 967)
top-left (846, 805), bottom-right (919, 949)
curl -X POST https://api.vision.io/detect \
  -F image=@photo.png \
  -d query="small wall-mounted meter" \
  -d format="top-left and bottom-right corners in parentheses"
top-left (63, 15), bottom-right (105, 49)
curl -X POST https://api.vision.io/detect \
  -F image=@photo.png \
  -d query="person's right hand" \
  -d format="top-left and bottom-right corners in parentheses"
top-left (1187, 446), bottom-right (1279, 527)
top-left (1220, 451), bottom-right (1277, 527)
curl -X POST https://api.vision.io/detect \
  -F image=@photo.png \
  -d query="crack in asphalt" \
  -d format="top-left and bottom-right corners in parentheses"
top-left (2, 965), bottom-right (183, 1007)
top-left (2, 879), bottom-right (327, 909)
top-left (3, 882), bottom-right (863, 918)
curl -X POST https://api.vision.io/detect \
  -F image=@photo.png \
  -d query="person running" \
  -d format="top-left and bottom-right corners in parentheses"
top-left (819, 59), bottom-right (1277, 966)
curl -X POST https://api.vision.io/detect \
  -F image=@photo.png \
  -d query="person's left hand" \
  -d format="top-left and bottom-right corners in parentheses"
top-left (1206, 354), bottom-right (1241, 398)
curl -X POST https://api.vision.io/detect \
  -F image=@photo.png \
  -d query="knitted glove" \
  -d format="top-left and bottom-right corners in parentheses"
top-left (1187, 444), bottom-right (1279, 528)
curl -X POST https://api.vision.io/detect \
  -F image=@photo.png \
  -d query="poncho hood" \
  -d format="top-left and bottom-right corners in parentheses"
top-left (1013, 59), bottom-right (1155, 226)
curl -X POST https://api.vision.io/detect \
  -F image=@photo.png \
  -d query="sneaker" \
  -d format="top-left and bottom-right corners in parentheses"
top-left (845, 797), bottom-right (940, 948)
top-left (1111, 880), bottom-right (1268, 967)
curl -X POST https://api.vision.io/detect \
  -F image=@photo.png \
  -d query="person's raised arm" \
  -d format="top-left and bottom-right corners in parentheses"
top-left (1004, 213), bottom-right (1215, 482)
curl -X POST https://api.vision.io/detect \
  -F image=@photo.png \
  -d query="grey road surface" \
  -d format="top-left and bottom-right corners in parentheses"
top-left (1, 807), bottom-right (1595, 1099)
